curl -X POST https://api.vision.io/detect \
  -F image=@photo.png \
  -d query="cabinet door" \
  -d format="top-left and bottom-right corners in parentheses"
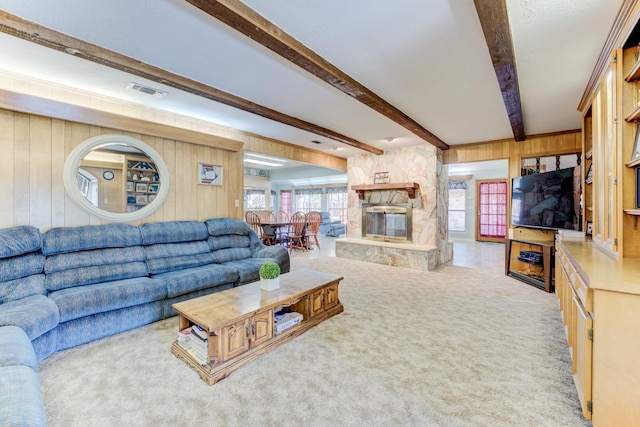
top-left (221, 318), bottom-right (250, 361)
top-left (573, 295), bottom-right (593, 420)
top-left (251, 309), bottom-right (273, 347)
top-left (324, 284), bottom-right (338, 310)
top-left (310, 289), bottom-right (324, 317)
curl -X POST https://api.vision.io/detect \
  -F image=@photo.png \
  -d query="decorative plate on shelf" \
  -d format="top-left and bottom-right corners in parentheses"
top-left (258, 170), bottom-right (267, 177)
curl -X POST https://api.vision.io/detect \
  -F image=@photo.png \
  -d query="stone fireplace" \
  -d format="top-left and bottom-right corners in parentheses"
top-left (335, 144), bottom-right (453, 270)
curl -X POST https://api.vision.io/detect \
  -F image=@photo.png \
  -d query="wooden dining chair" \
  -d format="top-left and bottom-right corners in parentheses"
top-left (287, 212), bottom-right (307, 253)
top-left (305, 211), bottom-right (322, 250)
top-left (245, 211), bottom-right (274, 245)
top-left (273, 211), bottom-right (289, 245)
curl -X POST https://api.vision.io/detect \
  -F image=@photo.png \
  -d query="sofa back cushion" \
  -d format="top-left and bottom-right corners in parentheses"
top-left (44, 248), bottom-right (148, 292)
top-left (0, 226), bottom-right (45, 304)
top-left (140, 221), bottom-right (208, 245)
top-left (42, 224), bottom-right (141, 255)
top-left (141, 221), bottom-right (214, 274)
top-left (0, 226), bottom-right (41, 259)
top-left (205, 218), bottom-right (257, 264)
top-left (42, 224), bottom-right (147, 292)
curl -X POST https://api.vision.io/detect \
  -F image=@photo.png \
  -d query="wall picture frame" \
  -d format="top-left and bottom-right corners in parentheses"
top-left (199, 163), bottom-right (223, 186)
top-left (148, 183), bottom-right (159, 193)
top-left (126, 181), bottom-right (134, 192)
top-left (373, 171), bottom-right (390, 184)
top-left (136, 194), bottom-right (148, 205)
top-left (135, 182), bottom-right (147, 192)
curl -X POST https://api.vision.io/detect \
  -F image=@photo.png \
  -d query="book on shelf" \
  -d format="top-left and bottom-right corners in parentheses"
top-left (191, 324), bottom-right (208, 340)
top-left (274, 309), bottom-right (303, 334)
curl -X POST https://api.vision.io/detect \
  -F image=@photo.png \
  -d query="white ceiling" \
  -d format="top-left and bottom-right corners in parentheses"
top-left (0, 0), bottom-right (622, 161)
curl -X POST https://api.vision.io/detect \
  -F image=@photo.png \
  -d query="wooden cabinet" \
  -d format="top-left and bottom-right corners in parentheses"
top-left (504, 238), bottom-right (554, 292)
top-left (310, 283), bottom-right (338, 316)
top-left (555, 236), bottom-right (640, 425)
top-left (171, 269), bottom-right (343, 384)
top-left (220, 309), bottom-right (273, 361)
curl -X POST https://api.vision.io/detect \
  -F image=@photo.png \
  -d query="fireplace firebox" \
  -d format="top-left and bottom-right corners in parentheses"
top-left (362, 204), bottom-right (412, 243)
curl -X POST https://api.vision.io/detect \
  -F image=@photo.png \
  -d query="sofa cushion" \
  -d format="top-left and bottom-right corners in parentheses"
top-left (0, 365), bottom-right (46, 427)
top-left (0, 252), bottom-right (44, 282)
top-left (0, 295), bottom-right (59, 340)
top-left (0, 326), bottom-right (37, 371)
top-left (45, 262), bottom-right (149, 292)
top-left (0, 274), bottom-right (46, 304)
top-left (207, 234), bottom-right (251, 250)
top-left (140, 221), bottom-right (208, 245)
top-left (152, 264), bottom-right (238, 298)
top-left (48, 277), bottom-right (168, 323)
top-left (144, 241), bottom-right (214, 274)
top-left (211, 247), bottom-right (253, 264)
top-left (44, 246), bottom-right (145, 274)
top-left (221, 257), bottom-right (278, 284)
top-left (205, 218), bottom-right (251, 237)
top-left (0, 225), bottom-right (41, 259)
top-left (42, 224), bottom-right (141, 255)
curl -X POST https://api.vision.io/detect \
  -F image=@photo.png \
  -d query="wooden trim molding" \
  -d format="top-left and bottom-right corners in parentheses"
top-left (578, 0), bottom-right (639, 112)
top-left (0, 11), bottom-right (382, 155)
top-left (0, 89), bottom-right (244, 151)
top-left (186, 0), bottom-right (449, 151)
top-left (474, 0), bottom-right (525, 141)
top-left (351, 182), bottom-right (420, 199)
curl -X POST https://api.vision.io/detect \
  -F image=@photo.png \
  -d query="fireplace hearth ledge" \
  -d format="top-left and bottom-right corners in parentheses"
top-left (335, 238), bottom-right (439, 271)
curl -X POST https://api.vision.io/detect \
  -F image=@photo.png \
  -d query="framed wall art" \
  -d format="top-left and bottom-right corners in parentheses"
top-left (199, 163), bottom-right (223, 186)
top-left (373, 171), bottom-right (390, 184)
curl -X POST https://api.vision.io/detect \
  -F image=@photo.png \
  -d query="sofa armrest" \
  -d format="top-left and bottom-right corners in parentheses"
top-left (251, 245), bottom-right (290, 274)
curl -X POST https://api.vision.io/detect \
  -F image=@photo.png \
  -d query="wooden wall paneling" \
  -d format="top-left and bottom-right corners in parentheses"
top-left (50, 119), bottom-right (66, 229)
top-left (64, 122), bottom-right (91, 227)
top-left (196, 144), bottom-right (208, 220)
top-left (162, 138), bottom-right (177, 223)
top-left (29, 115), bottom-right (52, 231)
top-left (13, 112), bottom-right (30, 225)
top-left (184, 141), bottom-right (197, 220)
top-left (0, 110), bottom-right (14, 228)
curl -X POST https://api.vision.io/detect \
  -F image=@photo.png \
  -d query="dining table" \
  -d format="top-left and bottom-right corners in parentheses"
top-left (260, 221), bottom-right (291, 246)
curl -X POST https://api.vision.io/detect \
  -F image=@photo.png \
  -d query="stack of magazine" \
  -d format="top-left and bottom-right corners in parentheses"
top-left (176, 324), bottom-right (208, 365)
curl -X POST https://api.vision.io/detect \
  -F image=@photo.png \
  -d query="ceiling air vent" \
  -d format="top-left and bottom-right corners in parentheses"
top-left (311, 140), bottom-right (323, 144)
top-left (127, 82), bottom-right (168, 98)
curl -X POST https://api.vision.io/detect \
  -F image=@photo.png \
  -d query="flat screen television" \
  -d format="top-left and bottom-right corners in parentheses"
top-left (511, 166), bottom-right (581, 231)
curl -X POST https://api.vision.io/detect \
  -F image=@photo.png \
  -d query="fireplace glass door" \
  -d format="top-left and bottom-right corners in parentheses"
top-left (362, 204), bottom-right (412, 243)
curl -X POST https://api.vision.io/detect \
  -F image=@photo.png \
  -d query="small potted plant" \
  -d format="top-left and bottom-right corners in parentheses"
top-left (259, 261), bottom-right (281, 291)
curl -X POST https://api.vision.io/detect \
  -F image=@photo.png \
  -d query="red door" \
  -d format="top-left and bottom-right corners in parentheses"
top-left (476, 179), bottom-right (508, 243)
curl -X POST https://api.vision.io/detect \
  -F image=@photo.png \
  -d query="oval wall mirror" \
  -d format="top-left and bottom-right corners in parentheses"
top-left (63, 134), bottom-right (170, 222)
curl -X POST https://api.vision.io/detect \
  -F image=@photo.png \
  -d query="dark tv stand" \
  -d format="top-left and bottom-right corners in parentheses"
top-left (504, 237), bottom-right (555, 292)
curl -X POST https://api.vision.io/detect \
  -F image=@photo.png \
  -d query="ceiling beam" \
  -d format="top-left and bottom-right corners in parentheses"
top-left (0, 11), bottom-right (383, 155)
top-left (473, 0), bottom-right (526, 141)
top-left (186, 0), bottom-right (449, 150)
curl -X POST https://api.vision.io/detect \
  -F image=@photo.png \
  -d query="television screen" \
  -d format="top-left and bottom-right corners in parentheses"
top-left (511, 167), bottom-right (580, 231)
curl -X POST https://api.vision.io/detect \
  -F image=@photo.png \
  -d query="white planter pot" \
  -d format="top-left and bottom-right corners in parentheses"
top-left (260, 277), bottom-right (280, 291)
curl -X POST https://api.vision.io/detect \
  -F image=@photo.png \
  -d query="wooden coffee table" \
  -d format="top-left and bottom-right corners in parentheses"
top-left (171, 269), bottom-right (344, 385)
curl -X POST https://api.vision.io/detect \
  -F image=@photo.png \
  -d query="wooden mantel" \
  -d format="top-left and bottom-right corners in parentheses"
top-left (351, 182), bottom-right (420, 200)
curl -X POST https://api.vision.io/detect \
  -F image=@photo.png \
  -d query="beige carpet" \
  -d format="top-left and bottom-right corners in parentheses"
top-left (38, 256), bottom-right (590, 427)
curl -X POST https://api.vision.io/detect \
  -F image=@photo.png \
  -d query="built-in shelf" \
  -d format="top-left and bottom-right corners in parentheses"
top-left (624, 209), bottom-right (640, 216)
top-left (625, 59), bottom-right (640, 82)
top-left (625, 104), bottom-right (640, 122)
top-left (351, 182), bottom-right (420, 200)
top-left (626, 157), bottom-right (640, 168)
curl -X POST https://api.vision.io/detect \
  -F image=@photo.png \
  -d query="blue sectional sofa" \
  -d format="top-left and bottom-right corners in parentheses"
top-left (0, 218), bottom-right (289, 426)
